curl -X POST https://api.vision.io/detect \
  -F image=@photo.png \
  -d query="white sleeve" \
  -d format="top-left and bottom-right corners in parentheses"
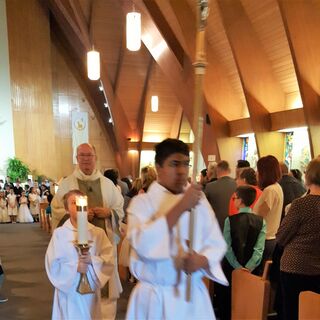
top-left (45, 231), bottom-right (78, 293)
top-left (127, 196), bottom-right (171, 260)
top-left (88, 230), bottom-right (114, 288)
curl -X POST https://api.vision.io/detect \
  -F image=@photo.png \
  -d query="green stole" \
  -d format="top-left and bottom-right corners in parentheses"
top-left (77, 178), bottom-right (106, 231)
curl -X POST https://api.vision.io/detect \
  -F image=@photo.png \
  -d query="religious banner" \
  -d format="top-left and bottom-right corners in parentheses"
top-left (72, 111), bottom-right (88, 164)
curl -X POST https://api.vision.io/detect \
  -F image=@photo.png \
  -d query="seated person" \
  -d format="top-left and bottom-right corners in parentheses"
top-left (216, 186), bottom-right (266, 320)
top-left (45, 190), bottom-right (114, 319)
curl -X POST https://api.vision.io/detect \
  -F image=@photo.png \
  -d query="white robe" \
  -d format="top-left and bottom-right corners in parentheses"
top-left (45, 220), bottom-right (114, 320)
top-left (51, 167), bottom-right (124, 314)
top-left (126, 181), bottom-right (228, 320)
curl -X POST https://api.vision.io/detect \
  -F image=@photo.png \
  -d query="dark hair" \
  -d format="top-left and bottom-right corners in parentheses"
top-left (236, 186), bottom-right (257, 207)
top-left (155, 139), bottom-right (189, 166)
top-left (240, 168), bottom-right (257, 186)
top-left (63, 189), bottom-right (85, 210)
top-left (121, 177), bottom-right (132, 190)
top-left (104, 169), bottom-right (118, 186)
top-left (237, 160), bottom-right (250, 168)
top-left (257, 155), bottom-right (281, 189)
top-left (201, 168), bottom-right (207, 177)
top-left (290, 169), bottom-right (302, 182)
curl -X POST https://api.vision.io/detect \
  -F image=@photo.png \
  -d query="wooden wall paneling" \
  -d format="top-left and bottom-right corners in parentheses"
top-left (6, 0), bottom-right (58, 179)
top-left (51, 41), bottom-right (117, 177)
top-left (278, 0), bottom-right (320, 157)
top-left (170, 108), bottom-right (183, 139)
top-left (48, 0), bottom-right (133, 177)
top-left (218, 0), bottom-right (286, 158)
top-left (132, 0), bottom-right (228, 163)
top-left (270, 108), bottom-right (306, 131)
top-left (229, 118), bottom-right (253, 137)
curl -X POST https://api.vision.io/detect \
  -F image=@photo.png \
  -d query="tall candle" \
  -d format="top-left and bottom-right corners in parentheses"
top-left (76, 196), bottom-right (88, 244)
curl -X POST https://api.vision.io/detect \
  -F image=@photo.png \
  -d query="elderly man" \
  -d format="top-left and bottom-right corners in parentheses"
top-left (51, 143), bottom-right (124, 320)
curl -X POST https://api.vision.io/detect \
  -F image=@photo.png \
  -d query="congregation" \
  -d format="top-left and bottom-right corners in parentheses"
top-left (1, 140), bottom-right (320, 320)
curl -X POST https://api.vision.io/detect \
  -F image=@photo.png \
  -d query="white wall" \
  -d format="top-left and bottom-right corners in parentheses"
top-left (0, 0), bottom-right (15, 176)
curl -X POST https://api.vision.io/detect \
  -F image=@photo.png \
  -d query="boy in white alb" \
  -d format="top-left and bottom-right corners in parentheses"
top-left (126, 139), bottom-right (228, 320)
top-left (45, 190), bottom-right (114, 320)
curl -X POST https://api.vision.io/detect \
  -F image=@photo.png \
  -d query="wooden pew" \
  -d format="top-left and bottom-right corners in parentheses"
top-left (299, 291), bottom-right (320, 320)
top-left (232, 261), bottom-right (272, 320)
top-left (40, 202), bottom-right (48, 230)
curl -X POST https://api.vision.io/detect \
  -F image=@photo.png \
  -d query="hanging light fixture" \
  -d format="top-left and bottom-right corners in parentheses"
top-left (87, 49), bottom-right (100, 80)
top-left (151, 95), bottom-right (159, 112)
top-left (126, 10), bottom-right (141, 51)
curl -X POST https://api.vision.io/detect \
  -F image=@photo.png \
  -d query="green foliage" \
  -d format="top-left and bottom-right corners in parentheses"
top-left (7, 157), bottom-right (30, 182)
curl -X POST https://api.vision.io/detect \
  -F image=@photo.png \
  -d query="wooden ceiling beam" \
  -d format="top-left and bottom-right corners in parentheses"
top-left (217, 0), bottom-right (286, 158)
top-left (170, 107), bottom-right (184, 139)
top-left (278, 0), bottom-right (320, 157)
top-left (168, 0), bottom-right (244, 121)
top-left (129, 0), bottom-right (230, 162)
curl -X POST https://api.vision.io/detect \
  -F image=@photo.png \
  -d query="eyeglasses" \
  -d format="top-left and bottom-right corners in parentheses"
top-left (77, 154), bottom-right (95, 158)
top-left (168, 160), bottom-right (191, 168)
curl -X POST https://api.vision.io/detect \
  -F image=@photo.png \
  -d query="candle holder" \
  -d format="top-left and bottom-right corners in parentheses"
top-left (74, 242), bottom-right (95, 295)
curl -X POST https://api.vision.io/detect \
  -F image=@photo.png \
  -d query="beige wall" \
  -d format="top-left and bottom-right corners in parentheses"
top-left (217, 137), bottom-right (243, 178)
top-left (255, 132), bottom-right (285, 160)
top-left (6, 0), bottom-right (116, 181)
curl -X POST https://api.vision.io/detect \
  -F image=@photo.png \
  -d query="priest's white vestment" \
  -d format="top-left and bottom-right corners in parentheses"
top-left (45, 219), bottom-right (114, 320)
top-left (126, 181), bottom-right (228, 320)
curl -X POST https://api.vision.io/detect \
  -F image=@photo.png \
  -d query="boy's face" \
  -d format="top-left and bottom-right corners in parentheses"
top-left (156, 153), bottom-right (190, 194)
top-left (67, 194), bottom-right (78, 225)
top-left (233, 194), bottom-right (243, 210)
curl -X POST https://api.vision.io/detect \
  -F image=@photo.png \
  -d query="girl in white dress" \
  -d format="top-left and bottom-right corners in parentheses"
top-left (17, 191), bottom-right (34, 223)
top-left (7, 188), bottom-right (17, 223)
top-left (0, 191), bottom-right (10, 223)
top-left (29, 187), bottom-right (40, 222)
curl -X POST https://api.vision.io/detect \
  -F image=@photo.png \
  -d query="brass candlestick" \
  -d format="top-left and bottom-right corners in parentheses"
top-left (74, 242), bottom-right (94, 295)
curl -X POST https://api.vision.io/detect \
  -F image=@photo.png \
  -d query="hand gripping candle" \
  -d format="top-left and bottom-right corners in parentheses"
top-left (75, 195), bottom-right (88, 244)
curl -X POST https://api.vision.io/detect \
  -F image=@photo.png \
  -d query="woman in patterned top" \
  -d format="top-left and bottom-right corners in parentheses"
top-left (276, 158), bottom-right (320, 320)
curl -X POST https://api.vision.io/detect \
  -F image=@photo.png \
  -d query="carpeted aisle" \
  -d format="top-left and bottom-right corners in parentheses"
top-left (0, 223), bottom-right (53, 319)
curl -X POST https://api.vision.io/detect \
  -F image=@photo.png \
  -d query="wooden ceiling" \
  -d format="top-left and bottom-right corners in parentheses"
top-left (48, 0), bottom-right (320, 159)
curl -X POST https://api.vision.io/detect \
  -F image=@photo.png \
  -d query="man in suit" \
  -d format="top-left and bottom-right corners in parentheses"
top-left (205, 160), bottom-right (237, 231)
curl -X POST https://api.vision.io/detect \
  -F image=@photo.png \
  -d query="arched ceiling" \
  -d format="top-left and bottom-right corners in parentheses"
top-left (48, 0), bottom-right (320, 161)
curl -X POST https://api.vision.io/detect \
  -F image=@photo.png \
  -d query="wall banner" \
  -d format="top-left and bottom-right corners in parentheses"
top-left (72, 111), bottom-right (88, 164)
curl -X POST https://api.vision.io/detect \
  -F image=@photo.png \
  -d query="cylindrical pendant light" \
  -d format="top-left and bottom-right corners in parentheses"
top-left (151, 95), bottom-right (159, 112)
top-left (87, 50), bottom-right (100, 80)
top-left (126, 12), bottom-right (141, 51)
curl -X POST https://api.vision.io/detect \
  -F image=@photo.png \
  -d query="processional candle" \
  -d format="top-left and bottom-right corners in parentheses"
top-left (75, 195), bottom-right (88, 244)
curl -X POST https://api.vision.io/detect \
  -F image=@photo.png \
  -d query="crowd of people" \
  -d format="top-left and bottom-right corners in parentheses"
top-left (1, 139), bottom-right (319, 320)
top-left (0, 177), bottom-right (54, 224)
